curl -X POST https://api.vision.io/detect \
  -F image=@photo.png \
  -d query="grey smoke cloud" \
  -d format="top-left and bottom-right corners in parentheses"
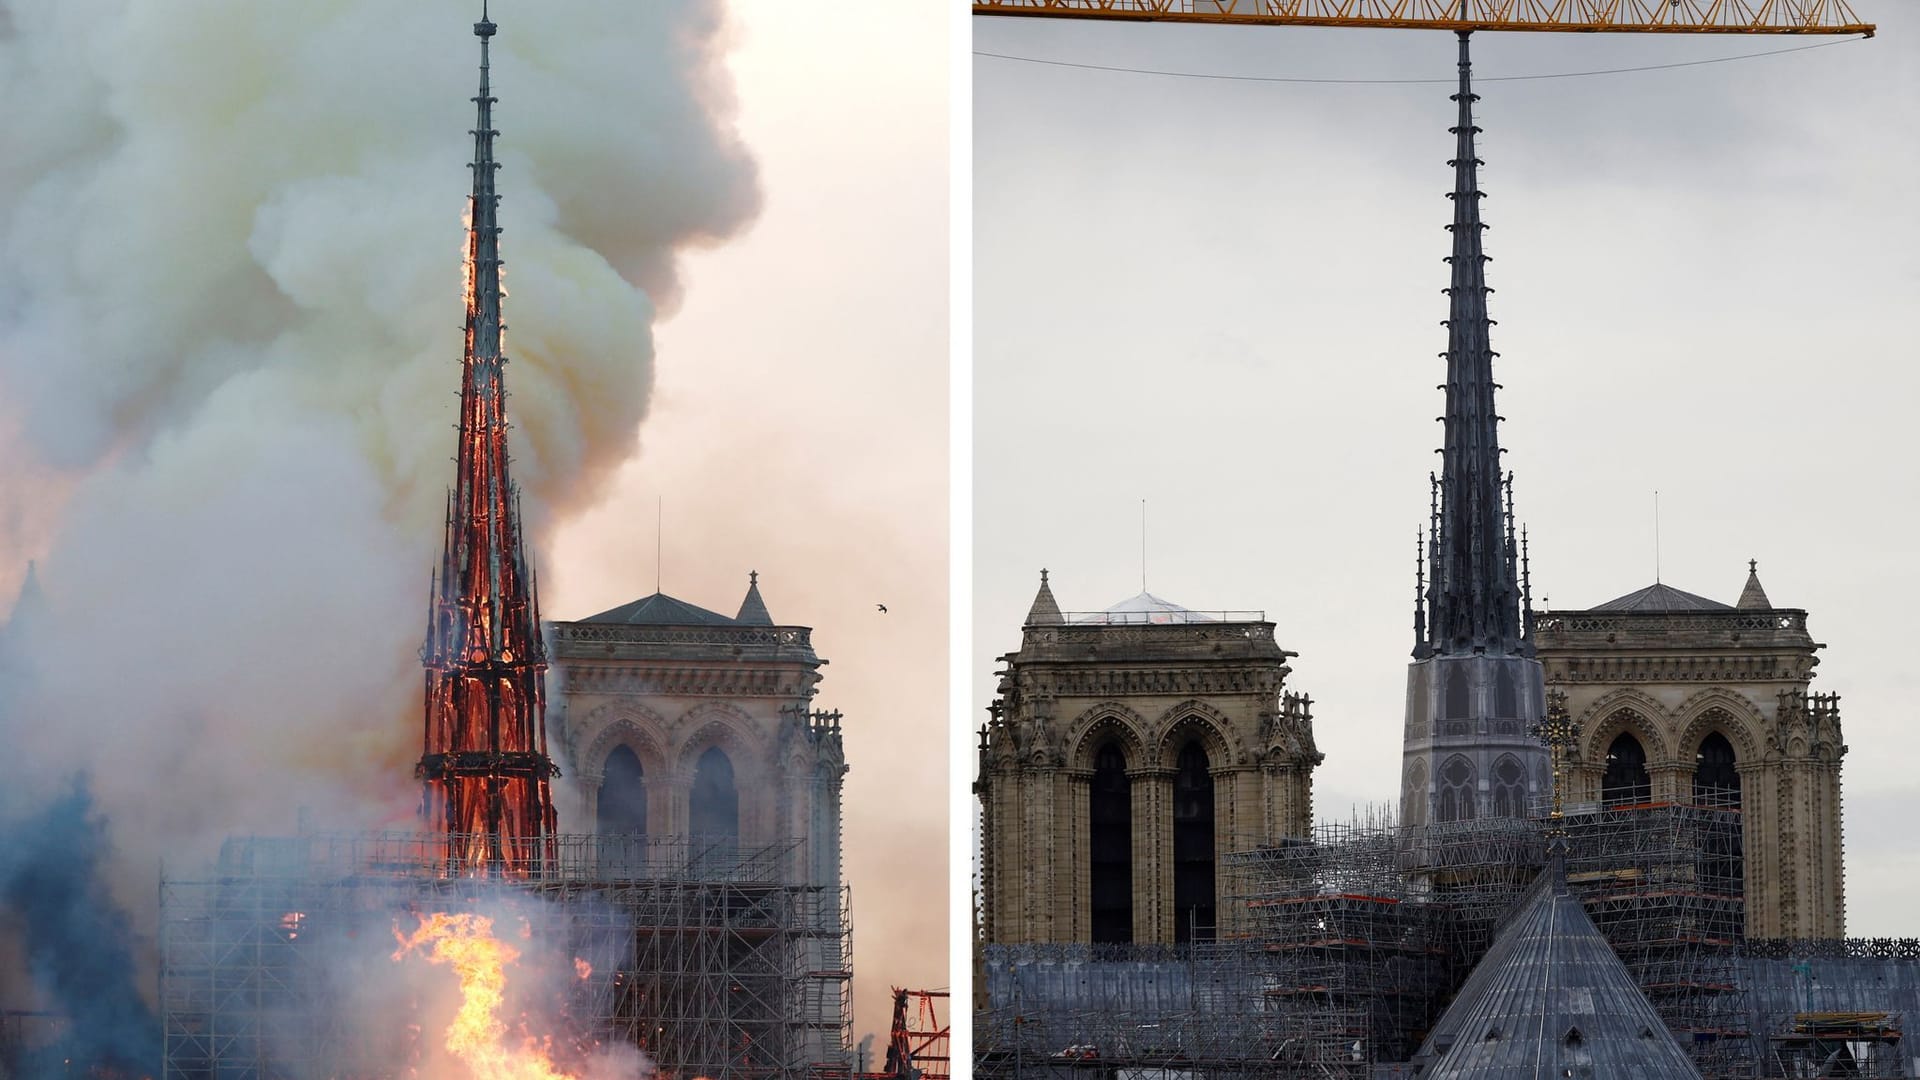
top-left (0, 0), bottom-right (759, 1019)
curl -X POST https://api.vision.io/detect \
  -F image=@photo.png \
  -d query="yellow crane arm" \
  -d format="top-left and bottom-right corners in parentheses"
top-left (972, 1), bottom-right (1874, 36)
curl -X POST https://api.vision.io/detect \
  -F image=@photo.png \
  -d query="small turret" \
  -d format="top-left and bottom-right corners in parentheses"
top-left (736, 570), bottom-right (774, 625)
top-left (1024, 569), bottom-right (1064, 626)
top-left (1737, 558), bottom-right (1772, 610)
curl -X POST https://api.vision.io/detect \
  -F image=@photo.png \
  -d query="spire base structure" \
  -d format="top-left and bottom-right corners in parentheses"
top-left (417, 5), bottom-right (559, 879)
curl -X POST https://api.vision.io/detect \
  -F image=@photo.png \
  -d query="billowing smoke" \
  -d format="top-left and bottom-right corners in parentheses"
top-left (0, 0), bottom-right (759, 1061)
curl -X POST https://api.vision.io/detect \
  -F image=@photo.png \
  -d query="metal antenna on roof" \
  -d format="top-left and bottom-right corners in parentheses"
top-left (1654, 489), bottom-right (1662, 585)
top-left (656, 495), bottom-right (663, 595)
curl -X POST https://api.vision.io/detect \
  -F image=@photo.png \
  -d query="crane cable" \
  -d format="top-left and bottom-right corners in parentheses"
top-left (973, 35), bottom-right (1864, 85)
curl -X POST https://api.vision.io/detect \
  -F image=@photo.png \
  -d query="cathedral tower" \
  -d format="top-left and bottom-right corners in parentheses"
top-left (1400, 32), bottom-right (1550, 830)
top-left (416, 5), bottom-right (560, 877)
top-left (976, 575), bottom-right (1321, 947)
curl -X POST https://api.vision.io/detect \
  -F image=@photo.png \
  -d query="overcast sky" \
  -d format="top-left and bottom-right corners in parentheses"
top-left (546, 0), bottom-right (949, 1046)
top-left (975, 11), bottom-right (1918, 934)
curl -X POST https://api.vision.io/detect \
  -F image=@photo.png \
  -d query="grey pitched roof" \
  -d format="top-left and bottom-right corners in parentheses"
top-left (1589, 582), bottom-right (1731, 613)
top-left (1415, 864), bottom-right (1701, 1080)
top-left (1736, 561), bottom-right (1771, 610)
top-left (1024, 570), bottom-right (1063, 626)
top-left (735, 572), bottom-right (773, 625)
top-left (582, 592), bottom-right (736, 626)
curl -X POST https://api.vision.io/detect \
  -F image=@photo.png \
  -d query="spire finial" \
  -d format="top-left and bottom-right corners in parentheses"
top-left (1749, 557), bottom-right (1758, 574)
top-left (750, 569), bottom-right (758, 585)
top-left (1040, 568), bottom-right (1049, 585)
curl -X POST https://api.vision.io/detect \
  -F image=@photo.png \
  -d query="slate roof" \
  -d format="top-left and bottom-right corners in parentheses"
top-left (1589, 582), bottom-right (1731, 613)
top-left (1414, 861), bottom-right (1701, 1080)
top-left (1736, 563), bottom-right (1772, 610)
top-left (582, 592), bottom-right (737, 626)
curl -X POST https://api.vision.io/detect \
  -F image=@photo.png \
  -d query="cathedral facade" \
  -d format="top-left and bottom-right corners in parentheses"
top-left (1534, 564), bottom-right (1846, 939)
top-left (975, 573), bottom-right (1321, 947)
top-left (546, 573), bottom-right (848, 893)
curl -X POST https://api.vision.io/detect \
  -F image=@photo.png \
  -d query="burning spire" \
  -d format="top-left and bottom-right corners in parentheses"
top-left (1417, 30), bottom-right (1530, 661)
top-left (417, 3), bottom-right (560, 877)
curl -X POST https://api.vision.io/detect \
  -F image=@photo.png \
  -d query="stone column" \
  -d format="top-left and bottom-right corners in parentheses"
top-left (1066, 770), bottom-right (1092, 943)
top-left (1134, 767), bottom-right (1175, 945)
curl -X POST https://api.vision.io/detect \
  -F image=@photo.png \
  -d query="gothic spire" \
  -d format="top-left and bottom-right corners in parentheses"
top-left (737, 570), bottom-right (774, 625)
top-left (417, 5), bottom-right (558, 878)
top-left (1025, 569), bottom-right (1064, 626)
top-left (1421, 30), bottom-right (1527, 659)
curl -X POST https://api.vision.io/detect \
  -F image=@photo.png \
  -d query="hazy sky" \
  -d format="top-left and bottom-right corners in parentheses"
top-left (546, 0), bottom-right (949, 1045)
top-left (975, 11), bottom-right (1918, 933)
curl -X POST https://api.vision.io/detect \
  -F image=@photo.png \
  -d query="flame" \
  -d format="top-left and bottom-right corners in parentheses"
top-left (393, 911), bottom-right (579, 1079)
top-left (573, 958), bottom-right (591, 980)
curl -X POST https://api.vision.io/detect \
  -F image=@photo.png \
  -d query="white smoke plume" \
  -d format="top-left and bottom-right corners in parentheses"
top-left (0, 0), bottom-right (758, 1015)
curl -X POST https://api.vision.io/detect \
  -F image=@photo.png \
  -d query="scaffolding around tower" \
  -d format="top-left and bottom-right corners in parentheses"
top-left (158, 832), bottom-right (851, 1080)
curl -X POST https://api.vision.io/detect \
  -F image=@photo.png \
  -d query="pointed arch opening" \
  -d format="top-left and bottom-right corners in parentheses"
top-left (1172, 740), bottom-right (1215, 943)
top-left (1089, 741), bottom-right (1133, 944)
top-left (1602, 733), bottom-right (1651, 806)
top-left (1694, 731), bottom-right (1741, 808)
top-left (1402, 759), bottom-right (1430, 828)
top-left (1437, 755), bottom-right (1476, 823)
top-left (1490, 754), bottom-right (1527, 819)
top-left (690, 746), bottom-right (740, 848)
top-left (597, 745), bottom-right (648, 837)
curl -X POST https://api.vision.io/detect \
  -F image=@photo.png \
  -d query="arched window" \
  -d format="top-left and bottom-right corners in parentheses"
top-left (1694, 731), bottom-right (1741, 807)
top-left (1491, 755), bottom-right (1527, 818)
top-left (1402, 759), bottom-right (1430, 828)
top-left (1172, 740), bottom-right (1215, 943)
top-left (1693, 731), bottom-right (1745, 899)
top-left (1602, 732), bottom-right (1651, 806)
top-left (597, 745), bottom-right (647, 837)
top-left (690, 746), bottom-right (740, 845)
top-left (1443, 665), bottom-right (1471, 719)
top-left (1494, 665), bottom-right (1519, 719)
top-left (1437, 755), bottom-right (1476, 823)
top-left (1089, 741), bottom-right (1133, 944)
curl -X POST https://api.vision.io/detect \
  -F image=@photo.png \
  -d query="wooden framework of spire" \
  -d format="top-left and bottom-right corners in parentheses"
top-left (416, 5), bottom-right (560, 879)
top-left (972, 0), bottom-right (1873, 35)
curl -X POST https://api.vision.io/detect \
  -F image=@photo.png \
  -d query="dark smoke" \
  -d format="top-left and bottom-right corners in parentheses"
top-left (0, 777), bottom-right (160, 1076)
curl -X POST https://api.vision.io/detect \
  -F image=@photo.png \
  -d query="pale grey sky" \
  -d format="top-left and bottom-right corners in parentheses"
top-left (975, 11), bottom-right (1918, 934)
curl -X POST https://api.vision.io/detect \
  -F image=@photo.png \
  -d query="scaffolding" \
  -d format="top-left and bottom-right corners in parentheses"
top-left (977, 799), bottom-right (1763, 1080)
top-left (1560, 798), bottom-right (1752, 1077)
top-left (1766, 1013), bottom-right (1904, 1077)
top-left (159, 832), bottom-right (850, 1080)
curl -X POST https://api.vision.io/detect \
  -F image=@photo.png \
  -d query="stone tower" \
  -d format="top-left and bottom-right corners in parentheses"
top-left (1399, 32), bottom-right (1549, 831)
top-left (1533, 562), bottom-right (1846, 939)
top-left (547, 573), bottom-right (847, 892)
top-left (416, 7), bottom-right (560, 878)
top-left (975, 573), bottom-right (1321, 947)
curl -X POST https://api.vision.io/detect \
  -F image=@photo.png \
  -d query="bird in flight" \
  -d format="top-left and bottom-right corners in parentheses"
top-left (876, 604), bottom-right (888, 614)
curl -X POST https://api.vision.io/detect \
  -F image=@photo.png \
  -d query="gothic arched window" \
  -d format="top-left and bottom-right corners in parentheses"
top-left (1602, 732), bottom-right (1651, 806)
top-left (597, 745), bottom-right (647, 838)
top-left (1494, 665), bottom-right (1519, 719)
top-left (1403, 759), bottom-right (1430, 828)
top-left (1437, 755), bottom-right (1477, 823)
top-left (1443, 665), bottom-right (1471, 719)
top-left (1090, 741), bottom-right (1133, 944)
top-left (1491, 755), bottom-right (1527, 818)
top-left (690, 746), bottom-right (740, 846)
top-left (1172, 740), bottom-right (1215, 943)
top-left (1694, 730), bottom-right (1741, 808)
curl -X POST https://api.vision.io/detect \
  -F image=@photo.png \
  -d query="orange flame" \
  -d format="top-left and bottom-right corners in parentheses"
top-left (393, 911), bottom-right (580, 1079)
